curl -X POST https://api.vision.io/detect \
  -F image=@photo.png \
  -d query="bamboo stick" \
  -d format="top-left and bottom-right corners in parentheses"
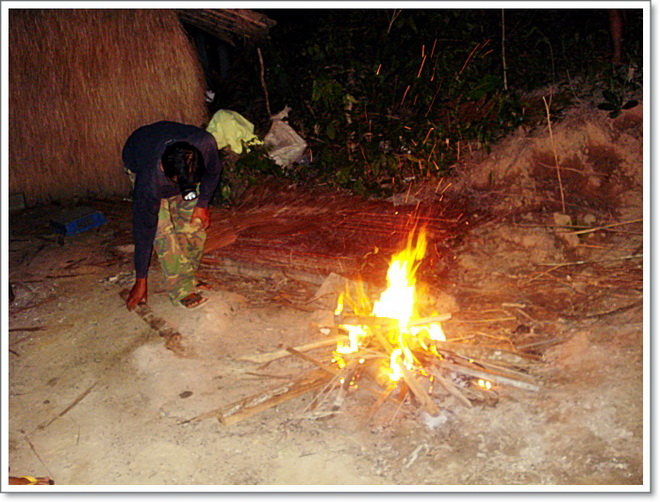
top-left (438, 360), bottom-right (540, 392)
top-left (431, 370), bottom-right (473, 408)
top-left (407, 314), bottom-right (452, 327)
top-left (361, 382), bottom-right (399, 425)
top-left (336, 314), bottom-right (399, 328)
top-left (181, 370), bottom-right (331, 425)
top-left (219, 370), bottom-right (331, 426)
top-left (285, 347), bottom-right (340, 376)
top-left (438, 351), bottom-right (537, 383)
top-left (399, 364), bottom-right (440, 416)
top-left (435, 342), bottom-right (540, 367)
top-left (446, 317), bottom-right (517, 324)
top-left (238, 337), bottom-right (345, 364)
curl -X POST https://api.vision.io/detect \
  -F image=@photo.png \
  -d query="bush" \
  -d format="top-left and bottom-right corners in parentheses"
top-left (218, 9), bottom-right (643, 198)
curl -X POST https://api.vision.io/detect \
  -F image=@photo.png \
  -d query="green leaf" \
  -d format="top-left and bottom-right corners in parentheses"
top-left (598, 103), bottom-right (617, 111)
top-left (622, 100), bottom-right (639, 110)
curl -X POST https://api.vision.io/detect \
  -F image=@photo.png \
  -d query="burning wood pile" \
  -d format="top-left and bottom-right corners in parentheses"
top-left (187, 227), bottom-right (540, 426)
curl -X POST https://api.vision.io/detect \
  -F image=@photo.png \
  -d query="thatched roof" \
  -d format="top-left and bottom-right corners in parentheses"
top-left (176, 9), bottom-right (275, 45)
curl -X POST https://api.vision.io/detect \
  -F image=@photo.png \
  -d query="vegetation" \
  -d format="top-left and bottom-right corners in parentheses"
top-left (209, 9), bottom-right (643, 200)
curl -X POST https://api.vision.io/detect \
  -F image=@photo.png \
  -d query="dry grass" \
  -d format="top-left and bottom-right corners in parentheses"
top-left (9, 9), bottom-right (208, 204)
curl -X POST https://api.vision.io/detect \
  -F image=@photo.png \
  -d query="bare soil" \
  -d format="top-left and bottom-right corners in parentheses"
top-left (5, 104), bottom-right (646, 490)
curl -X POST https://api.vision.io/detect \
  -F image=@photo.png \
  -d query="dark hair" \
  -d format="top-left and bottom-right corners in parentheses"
top-left (161, 142), bottom-right (205, 183)
top-left (161, 142), bottom-right (205, 200)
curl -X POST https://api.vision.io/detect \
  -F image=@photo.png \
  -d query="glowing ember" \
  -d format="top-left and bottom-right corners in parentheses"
top-left (477, 379), bottom-right (493, 390)
top-left (333, 228), bottom-right (447, 382)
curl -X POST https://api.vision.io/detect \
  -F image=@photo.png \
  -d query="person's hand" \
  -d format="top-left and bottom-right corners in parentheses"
top-left (191, 206), bottom-right (211, 230)
top-left (126, 278), bottom-right (147, 311)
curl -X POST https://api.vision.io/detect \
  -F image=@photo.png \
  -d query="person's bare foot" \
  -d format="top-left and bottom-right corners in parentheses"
top-left (179, 292), bottom-right (208, 309)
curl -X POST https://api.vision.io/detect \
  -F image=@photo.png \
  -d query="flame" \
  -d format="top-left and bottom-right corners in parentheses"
top-left (337, 324), bottom-right (368, 354)
top-left (334, 227), bottom-right (446, 382)
top-left (390, 349), bottom-right (403, 381)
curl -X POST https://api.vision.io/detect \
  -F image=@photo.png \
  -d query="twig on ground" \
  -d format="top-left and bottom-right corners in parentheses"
top-left (238, 337), bottom-right (346, 365)
top-left (566, 218), bottom-right (643, 235)
top-left (37, 381), bottom-right (98, 431)
top-left (24, 435), bottom-right (55, 481)
top-left (542, 95), bottom-right (566, 213)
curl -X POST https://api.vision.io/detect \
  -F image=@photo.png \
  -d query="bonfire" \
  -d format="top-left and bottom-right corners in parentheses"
top-left (185, 227), bottom-right (540, 426)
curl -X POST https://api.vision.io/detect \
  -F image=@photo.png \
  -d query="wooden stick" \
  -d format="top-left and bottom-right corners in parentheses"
top-left (399, 364), bottom-right (440, 416)
top-left (285, 347), bottom-right (340, 376)
top-left (181, 370), bottom-right (331, 425)
top-left (435, 342), bottom-right (540, 367)
top-left (438, 360), bottom-right (540, 392)
top-left (446, 317), bottom-right (517, 324)
top-left (336, 314), bottom-right (399, 328)
top-left (238, 337), bottom-right (345, 364)
top-left (440, 351), bottom-right (537, 383)
top-left (37, 381), bottom-right (98, 431)
top-left (119, 290), bottom-right (187, 356)
top-left (245, 372), bottom-right (295, 380)
top-left (539, 254), bottom-right (643, 268)
top-left (362, 382), bottom-right (399, 425)
top-left (302, 370), bottom-right (345, 416)
top-left (336, 314), bottom-right (451, 329)
top-left (219, 370), bottom-right (330, 425)
top-left (257, 47), bottom-right (272, 117)
top-left (9, 324), bottom-right (75, 342)
top-left (516, 337), bottom-right (567, 350)
top-left (432, 370), bottom-right (473, 408)
top-left (567, 218), bottom-right (643, 235)
top-left (407, 314), bottom-right (452, 327)
top-left (542, 95), bottom-right (566, 214)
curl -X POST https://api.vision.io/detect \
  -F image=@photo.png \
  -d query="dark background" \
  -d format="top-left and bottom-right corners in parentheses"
top-left (182, 8), bottom-right (643, 197)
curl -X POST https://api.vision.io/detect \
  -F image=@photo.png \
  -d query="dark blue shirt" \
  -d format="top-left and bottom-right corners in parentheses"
top-left (122, 121), bottom-right (222, 279)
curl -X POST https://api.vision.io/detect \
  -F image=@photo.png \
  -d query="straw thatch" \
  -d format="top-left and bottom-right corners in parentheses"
top-left (9, 9), bottom-right (208, 205)
top-left (202, 181), bottom-right (477, 286)
top-left (176, 9), bottom-right (275, 45)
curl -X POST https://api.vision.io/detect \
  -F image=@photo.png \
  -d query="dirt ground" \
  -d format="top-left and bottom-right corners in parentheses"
top-left (4, 104), bottom-right (647, 492)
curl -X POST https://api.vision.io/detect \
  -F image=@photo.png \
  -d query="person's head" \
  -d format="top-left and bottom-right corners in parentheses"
top-left (161, 142), bottom-right (205, 201)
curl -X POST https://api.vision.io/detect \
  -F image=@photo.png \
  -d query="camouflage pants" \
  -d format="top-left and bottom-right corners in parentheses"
top-left (153, 195), bottom-right (206, 304)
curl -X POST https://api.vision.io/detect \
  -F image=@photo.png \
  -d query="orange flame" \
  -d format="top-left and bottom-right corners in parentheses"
top-left (334, 227), bottom-right (446, 381)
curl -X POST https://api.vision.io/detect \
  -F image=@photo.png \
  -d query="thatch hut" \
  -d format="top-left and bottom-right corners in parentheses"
top-left (8, 9), bottom-right (273, 206)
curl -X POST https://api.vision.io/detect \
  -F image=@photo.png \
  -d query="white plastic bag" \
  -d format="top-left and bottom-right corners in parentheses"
top-left (263, 106), bottom-right (308, 169)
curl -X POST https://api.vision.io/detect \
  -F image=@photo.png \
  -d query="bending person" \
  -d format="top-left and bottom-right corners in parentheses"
top-left (122, 121), bottom-right (222, 310)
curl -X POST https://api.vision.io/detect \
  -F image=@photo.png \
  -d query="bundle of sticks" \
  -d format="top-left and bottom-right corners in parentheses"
top-left (184, 313), bottom-right (540, 426)
top-left (298, 313), bottom-right (540, 421)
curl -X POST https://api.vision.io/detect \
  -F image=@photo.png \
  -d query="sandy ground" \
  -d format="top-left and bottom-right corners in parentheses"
top-left (4, 104), bottom-right (647, 493)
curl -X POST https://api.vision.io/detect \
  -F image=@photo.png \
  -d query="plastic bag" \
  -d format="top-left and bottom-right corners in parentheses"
top-left (263, 106), bottom-right (308, 169)
top-left (206, 109), bottom-right (262, 155)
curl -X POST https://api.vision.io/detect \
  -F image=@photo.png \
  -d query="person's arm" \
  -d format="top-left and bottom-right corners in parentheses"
top-left (191, 132), bottom-right (222, 229)
top-left (127, 175), bottom-right (160, 310)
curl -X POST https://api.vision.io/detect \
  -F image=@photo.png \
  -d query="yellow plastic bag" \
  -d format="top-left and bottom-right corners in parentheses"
top-left (206, 110), bottom-right (263, 155)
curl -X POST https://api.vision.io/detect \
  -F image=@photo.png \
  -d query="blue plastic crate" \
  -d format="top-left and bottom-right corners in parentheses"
top-left (50, 207), bottom-right (107, 236)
